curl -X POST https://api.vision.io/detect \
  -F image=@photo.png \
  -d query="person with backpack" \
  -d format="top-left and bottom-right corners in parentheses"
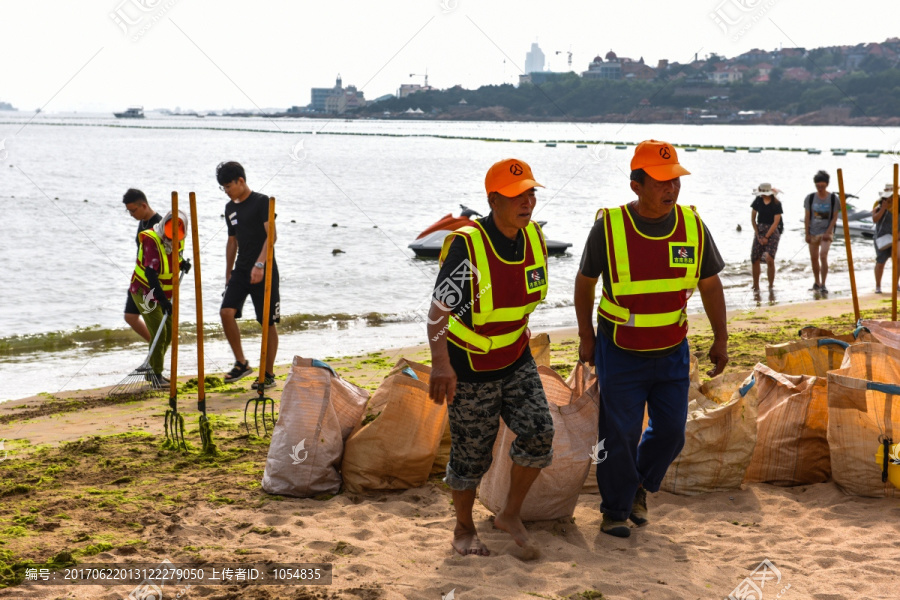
top-left (750, 183), bottom-right (783, 291)
top-left (803, 170), bottom-right (839, 293)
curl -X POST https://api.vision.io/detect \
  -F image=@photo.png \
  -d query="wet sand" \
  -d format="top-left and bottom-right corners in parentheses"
top-left (0, 293), bottom-right (897, 599)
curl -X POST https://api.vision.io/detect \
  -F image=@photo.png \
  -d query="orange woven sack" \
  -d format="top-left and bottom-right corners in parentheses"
top-left (860, 320), bottom-right (900, 351)
top-left (745, 364), bottom-right (830, 486)
top-left (827, 343), bottom-right (900, 497)
top-left (341, 359), bottom-right (447, 493)
top-left (765, 338), bottom-right (850, 378)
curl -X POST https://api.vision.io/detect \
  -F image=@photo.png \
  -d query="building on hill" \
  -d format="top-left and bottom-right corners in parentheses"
top-left (621, 58), bottom-right (656, 80)
top-left (519, 71), bottom-right (571, 85)
top-left (310, 74), bottom-right (343, 112)
top-left (399, 84), bottom-right (428, 98)
top-left (782, 67), bottom-right (813, 82)
top-left (525, 43), bottom-right (546, 74)
top-left (310, 74), bottom-right (365, 114)
top-left (709, 65), bottom-right (745, 85)
top-left (582, 52), bottom-right (621, 80)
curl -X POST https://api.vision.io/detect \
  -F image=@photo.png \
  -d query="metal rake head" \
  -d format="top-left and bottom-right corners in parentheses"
top-left (164, 397), bottom-right (187, 451)
top-left (108, 367), bottom-right (166, 398)
top-left (243, 394), bottom-right (276, 437)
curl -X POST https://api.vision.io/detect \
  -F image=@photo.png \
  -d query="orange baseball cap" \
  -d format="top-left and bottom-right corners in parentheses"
top-left (630, 140), bottom-right (690, 181)
top-left (164, 217), bottom-right (186, 241)
top-left (485, 158), bottom-right (544, 197)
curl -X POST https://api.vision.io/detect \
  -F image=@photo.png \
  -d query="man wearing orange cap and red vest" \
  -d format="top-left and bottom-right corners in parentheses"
top-left (428, 158), bottom-right (554, 558)
top-left (574, 140), bottom-right (728, 538)
top-left (129, 210), bottom-right (189, 386)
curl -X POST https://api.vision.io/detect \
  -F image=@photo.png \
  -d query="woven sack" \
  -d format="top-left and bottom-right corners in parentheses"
top-left (262, 357), bottom-right (368, 497)
top-left (479, 364), bottom-right (599, 521)
top-left (827, 343), bottom-right (900, 497)
top-left (342, 359), bottom-right (447, 493)
top-left (660, 370), bottom-right (758, 495)
top-left (745, 364), bottom-right (830, 485)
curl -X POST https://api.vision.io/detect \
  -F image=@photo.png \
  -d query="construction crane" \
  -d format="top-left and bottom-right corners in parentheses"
top-left (555, 50), bottom-right (573, 69)
top-left (409, 70), bottom-right (429, 88)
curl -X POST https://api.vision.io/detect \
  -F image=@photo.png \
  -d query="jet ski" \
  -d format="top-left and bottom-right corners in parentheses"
top-left (832, 199), bottom-right (875, 239)
top-left (409, 205), bottom-right (573, 258)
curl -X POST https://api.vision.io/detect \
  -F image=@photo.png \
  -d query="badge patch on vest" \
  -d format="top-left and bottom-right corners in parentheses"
top-left (668, 243), bottom-right (696, 267)
top-left (525, 265), bottom-right (547, 291)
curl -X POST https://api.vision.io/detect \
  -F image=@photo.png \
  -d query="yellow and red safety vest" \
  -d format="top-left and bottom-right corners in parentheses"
top-left (131, 230), bottom-right (182, 300)
top-left (597, 204), bottom-right (704, 351)
top-left (439, 221), bottom-right (548, 371)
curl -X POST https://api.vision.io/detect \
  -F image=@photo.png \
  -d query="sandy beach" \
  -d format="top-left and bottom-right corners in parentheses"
top-left (1, 294), bottom-right (899, 600)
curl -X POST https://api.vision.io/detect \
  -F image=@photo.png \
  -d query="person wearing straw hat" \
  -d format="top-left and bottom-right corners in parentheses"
top-left (123, 188), bottom-right (162, 342)
top-left (129, 210), bottom-right (189, 386)
top-left (574, 140), bottom-right (728, 538)
top-left (428, 158), bottom-right (554, 558)
top-left (804, 170), bottom-right (840, 293)
top-left (873, 183), bottom-right (897, 294)
top-left (750, 183), bottom-right (784, 291)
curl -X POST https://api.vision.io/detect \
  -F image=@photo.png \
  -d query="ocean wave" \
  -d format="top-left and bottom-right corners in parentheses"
top-left (0, 312), bottom-right (388, 358)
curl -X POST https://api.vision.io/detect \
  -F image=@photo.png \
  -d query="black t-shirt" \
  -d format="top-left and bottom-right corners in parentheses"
top-left (579, 202), bottom-right (725, 357)
top-left (135, 213), bottom-right (162, 251)
top-left (225, 191), bottom-right (277, 275)
top-left (751, 196), bottom-right (784, 229)
top-left (434, 213), bottom-right (534, 383)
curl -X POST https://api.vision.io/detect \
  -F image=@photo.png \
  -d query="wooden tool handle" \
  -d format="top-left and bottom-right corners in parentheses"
top-left (836, 169), bottom-right (860, 323)
top-left (189, 192), bottom-right (205, 405)
top-left (258, 196), bottom-right (276, 394)
top-left (170, 191), bottom-right (179, 398)
top-left (892, 164), bottom-right (898, 321)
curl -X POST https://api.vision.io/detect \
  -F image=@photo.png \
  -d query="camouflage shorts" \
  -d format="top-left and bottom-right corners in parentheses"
top-left (444, 359), bottom-right (554, 491)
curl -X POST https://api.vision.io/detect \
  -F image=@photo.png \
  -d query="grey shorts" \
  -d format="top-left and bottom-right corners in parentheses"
top-left (444, 359), bottom-right (554, 491)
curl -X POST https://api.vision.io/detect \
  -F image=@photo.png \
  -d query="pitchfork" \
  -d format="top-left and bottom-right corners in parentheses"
top-left (164, 191), bottom-right (187, 451)
top-left (244, 196), bottom-right (277, 436)
top-left (189, 192), bottom-right (217, 454)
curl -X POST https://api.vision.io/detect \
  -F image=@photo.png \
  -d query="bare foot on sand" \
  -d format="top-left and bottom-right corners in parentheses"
top-left (452, 524), bottom-right (490, 556)
top-left (494, 512), bottom-right (534, 546)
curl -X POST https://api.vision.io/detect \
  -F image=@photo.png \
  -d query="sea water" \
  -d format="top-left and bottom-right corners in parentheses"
top-left (1, 113), bottom-right (898, 400)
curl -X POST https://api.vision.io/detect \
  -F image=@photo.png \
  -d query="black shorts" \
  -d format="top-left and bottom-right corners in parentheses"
top-left (125, 292), bottom-right (140, 315)
top-left (221, 268), bottom-right (281, 326)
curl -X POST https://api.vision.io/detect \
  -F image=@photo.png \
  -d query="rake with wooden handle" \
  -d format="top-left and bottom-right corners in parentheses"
top-left (244, 196), bottom-right (277, 436)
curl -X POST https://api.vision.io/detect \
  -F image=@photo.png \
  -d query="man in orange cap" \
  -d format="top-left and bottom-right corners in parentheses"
top-left (574, 140), bottom-right (728, 538)
top-left (129, 210), bottom-right (189, 386)
top-left (428, 158), bottom-right (554, 558)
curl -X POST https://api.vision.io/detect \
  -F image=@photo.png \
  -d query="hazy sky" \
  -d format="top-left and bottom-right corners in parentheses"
top-left (1, 0), bottom-right (897, 112)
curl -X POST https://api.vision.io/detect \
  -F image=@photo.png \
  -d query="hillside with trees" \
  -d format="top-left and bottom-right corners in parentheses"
top-left (354, 39), bottom-right (900, 125)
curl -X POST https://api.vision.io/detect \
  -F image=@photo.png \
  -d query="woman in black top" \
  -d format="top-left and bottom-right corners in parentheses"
top-left (750, 183), bottom-right (784, 291)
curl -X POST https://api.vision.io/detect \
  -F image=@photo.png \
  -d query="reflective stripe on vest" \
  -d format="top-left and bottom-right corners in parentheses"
top-left (132, 230), bottom-right (181, 297)
top-left (438, 221), bottom-right (548, 369)
top-left (597, 204), bottom-right (703, 350)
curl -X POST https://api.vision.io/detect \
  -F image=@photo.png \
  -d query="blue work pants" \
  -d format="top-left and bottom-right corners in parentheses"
top-left (594, 329), bottom-right (690, 521)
